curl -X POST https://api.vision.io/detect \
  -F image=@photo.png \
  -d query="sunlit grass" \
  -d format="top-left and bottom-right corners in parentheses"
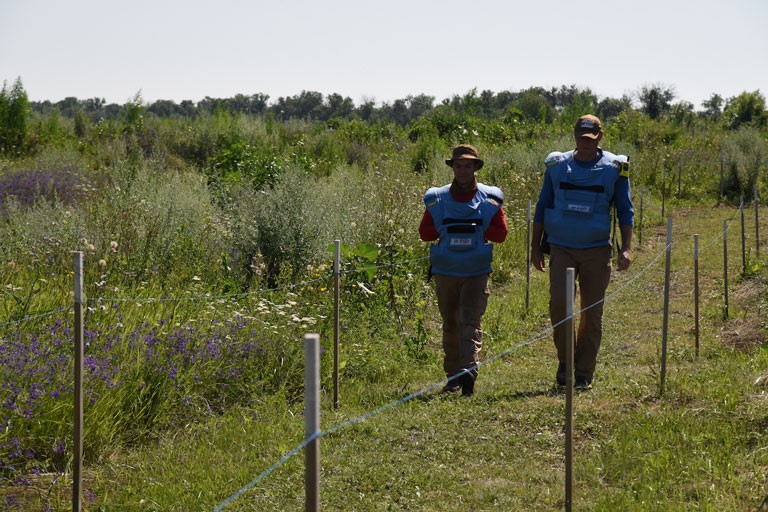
top-left (0, 115), bottom-right (766, 510)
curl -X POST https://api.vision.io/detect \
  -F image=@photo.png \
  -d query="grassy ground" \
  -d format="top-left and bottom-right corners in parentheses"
top-left (3, 203), bottom-right (767, 511)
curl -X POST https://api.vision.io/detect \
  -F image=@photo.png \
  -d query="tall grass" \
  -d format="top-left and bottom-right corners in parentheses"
top-left (0, 111), bottom-right (766, 509)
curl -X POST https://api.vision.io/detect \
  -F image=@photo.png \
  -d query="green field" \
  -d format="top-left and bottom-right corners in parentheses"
top-left (0, 83), bottom-right (766, 510)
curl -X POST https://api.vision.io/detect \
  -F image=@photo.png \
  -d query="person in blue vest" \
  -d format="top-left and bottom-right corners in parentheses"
top-left (419, 144), bottom-right (508, 396)
top-left (531, 114), bottom-right (634, 390)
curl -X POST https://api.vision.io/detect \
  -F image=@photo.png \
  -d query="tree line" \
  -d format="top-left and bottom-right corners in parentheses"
top-left (12, 78), bottom-right (765, 127)
top-left (1, 76), bottom-right (766, 157)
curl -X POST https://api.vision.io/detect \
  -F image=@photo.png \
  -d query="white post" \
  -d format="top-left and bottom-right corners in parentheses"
top-left (694, 235), bottom-right (700, 358)
top-left (723, 220), bottom-right (729, 319)
top-left (304, 333), bottom-right (320, 512)
top-left (660, 218), bottom-right (672, 396)
top-left (740, 197), bottom-right (746, 274)
top-left (333, 240), bottom-right (340, 410)
top-left (526, 200), bottom-right (531, 313)
top-left (661, 167), bottom-right (667, 219)
top-left (638, 189), bottom-right (644, 247)
top-left (73, 251), bottom-right (84, 512)
top-left (755, 185), bottom-right (760, 258)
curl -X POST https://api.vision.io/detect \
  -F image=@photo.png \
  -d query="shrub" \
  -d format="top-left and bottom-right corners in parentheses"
top-left (410, 134), bottom-right (443, 174)
top-left (209, 141), bottom-right (280, 191)
top-left (226, 168), bottom-right (321, 289)
top-left (720, 128), bottom-right (767, 200)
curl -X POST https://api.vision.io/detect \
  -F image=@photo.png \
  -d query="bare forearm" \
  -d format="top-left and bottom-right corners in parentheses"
top-left (619, 224), bottom-right (632, 251)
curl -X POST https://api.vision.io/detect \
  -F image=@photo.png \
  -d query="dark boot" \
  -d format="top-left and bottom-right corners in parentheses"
top-left (458, 371), bottom-right (475, 396)
top-left (442, 378), bottom-right (461, 393)
top-left (575, 375), bottom-right (593, 390)
top-left (556, 362), bottom-right (566, 386)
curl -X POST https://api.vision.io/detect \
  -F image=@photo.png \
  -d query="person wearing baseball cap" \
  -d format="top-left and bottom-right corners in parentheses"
top-left (419, 144), bottom-right (508, 396)
top-left (531, 115), bottom-right (634, 390)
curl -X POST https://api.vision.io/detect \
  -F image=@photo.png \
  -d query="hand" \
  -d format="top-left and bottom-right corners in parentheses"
top-left (531, 246), bottom-right (546, 272)
top-left (617, 249), bottom-right (631, 271)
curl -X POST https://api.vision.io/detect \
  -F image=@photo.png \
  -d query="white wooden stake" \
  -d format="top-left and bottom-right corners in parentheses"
top-left (526, 200), bottom-right (531, 313)
top-left (333, 240), bottom-right (340, 410)
top-left (694, 234), bottom-right (700, 358)
top-left (305, 333), bottom-right (320, 512)
top-left (73, 251), bottom-right (84, 512)
top-left (661, 218), bottom-right (672, 396)
top-left (723, 220), bottom-right (729, 319)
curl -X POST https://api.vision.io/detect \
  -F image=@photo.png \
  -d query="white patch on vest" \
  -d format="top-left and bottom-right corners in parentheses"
top-left (449, 237), bottom-right (473, 247)
top-left (567, 203), bottom-right (592, 213)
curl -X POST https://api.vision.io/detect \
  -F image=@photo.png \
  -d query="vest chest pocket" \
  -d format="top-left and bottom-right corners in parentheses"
top-left (445, 223), bottom-right (479, 251)
top-left (448, 235), bottom-right (475, 250)
top-left (563, 189), bottom-right (598, 217)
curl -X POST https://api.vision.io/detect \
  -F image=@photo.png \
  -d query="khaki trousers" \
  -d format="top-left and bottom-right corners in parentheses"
top-left (549, 244), bottom-right (612, 381)
top-left (433, 273), bottom-right (490, 379)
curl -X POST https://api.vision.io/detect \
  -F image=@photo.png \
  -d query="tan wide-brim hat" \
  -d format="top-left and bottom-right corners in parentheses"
top-left (445, 144), bottom-right (484, 169)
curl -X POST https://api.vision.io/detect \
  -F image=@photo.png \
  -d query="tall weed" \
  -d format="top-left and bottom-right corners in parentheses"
top-left (721, 127), bottom-right (766, 200)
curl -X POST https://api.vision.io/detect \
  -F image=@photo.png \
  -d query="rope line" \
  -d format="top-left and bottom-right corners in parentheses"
top-left (0, 306), bottom-right (72, 328)
top-left (87, 276), bottom-right (331, 303)
top-left (211, 432), bottom-right (321, 512)
top-left (212, 235), bottom-right (673, 510)
top-left (698, 204), bottom-right (743, 253)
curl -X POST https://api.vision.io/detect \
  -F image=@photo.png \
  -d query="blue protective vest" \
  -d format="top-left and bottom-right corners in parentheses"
top-left (543, 149), bottom-right (628, 248)
top-left (424, 183), bottom-right (503, 277)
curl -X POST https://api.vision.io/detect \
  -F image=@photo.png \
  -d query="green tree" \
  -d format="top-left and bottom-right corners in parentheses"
top-left (74, 108), bottom-right (91, 138)
top-left (723, 90), bottom-right (767, 129)
top-left (0, 77), bottom-right (31, 155)
top-left (512, 87), bottom-right (556, 123)
top-left (223, 93), bottom-right (269, 115)
top-left (54, 96), bottom-right (83, 117)
top-left (669, 101), bottom-right (695, 127)
top-left (701, 93), bottom-right (724, 119)
top-left (198, 96), bottom-right (229, 115)
top-left (121, 92), bottom-right (146, 134)
top-left (320, 93), bottom-right (355, 121)
top-left (147, 99), bottom-right (182, 117)
top-left (272, 90), bottom-right (324, 120)
top-left (37, 108), bottom-right (67, 146)
top-left (179, 100), bottom-right (197, 117)
top-left (548, 84), bottom-right (597, 112)
top-left (355, 98), bottom-right (377, 121)
top-left (405, 94), bottom-right (435, 120)
top-left (596, 95), bottom-right (633, 122)
top-left (478, 89), bottom-right (498, 118)
top-left (558, 86), bottom-right (598, 127)
top-left (379, 94), bottom-right (434, 126)
top-left (638, 83), bottom-right (675, 120)
top-left (0, 84), bottom-right (6, 146)
top-left (383, 98), bottom-right (409, 126)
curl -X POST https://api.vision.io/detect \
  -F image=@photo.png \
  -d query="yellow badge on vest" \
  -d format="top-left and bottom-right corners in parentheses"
top-left (616, 160), bottom-right (630, 178)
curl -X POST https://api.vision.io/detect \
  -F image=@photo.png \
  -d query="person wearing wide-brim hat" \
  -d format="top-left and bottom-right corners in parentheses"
top-left (419, 144), bottom-right (508, 396)
top-left (444, 144), bottom-right (485, 169)
top-left (531, 114), bottom-right (634, 391)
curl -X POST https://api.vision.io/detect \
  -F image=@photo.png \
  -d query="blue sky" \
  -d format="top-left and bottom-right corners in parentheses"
top-left (2, 0), bottom-right (766, 109)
